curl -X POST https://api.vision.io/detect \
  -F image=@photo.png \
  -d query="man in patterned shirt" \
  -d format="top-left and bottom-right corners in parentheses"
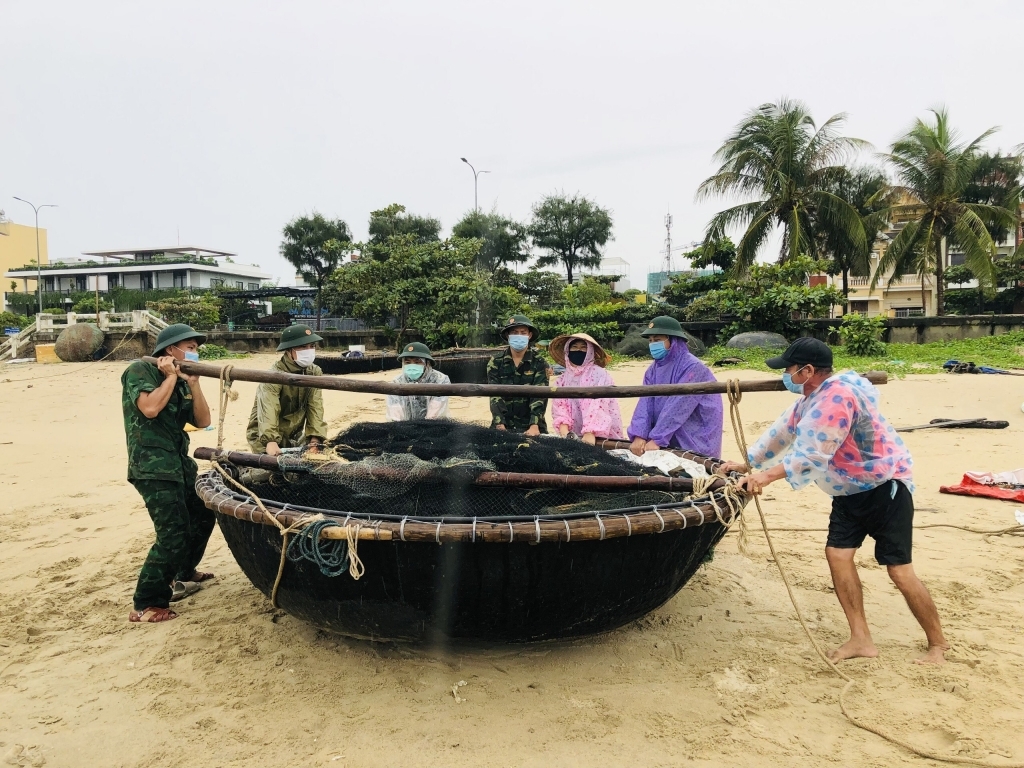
top-left (725, 338), bottom-right (948, 665)
top-left (487, 315), bottom-right (550, 435)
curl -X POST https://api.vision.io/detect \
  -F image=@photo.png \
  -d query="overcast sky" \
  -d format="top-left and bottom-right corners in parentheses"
top-left (5, 0), bottom-right (1022, 290)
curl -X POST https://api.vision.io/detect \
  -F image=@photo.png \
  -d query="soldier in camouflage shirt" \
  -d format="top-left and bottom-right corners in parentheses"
top-left (122, 324), bottom-right (215, 623)
top-left (487, 314), bottom-right (551, 434)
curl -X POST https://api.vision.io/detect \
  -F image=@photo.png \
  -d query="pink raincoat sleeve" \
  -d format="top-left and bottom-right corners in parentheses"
top-left (576, 369), bottom-right (623, 438)
top-left (551, 396), bottom-right (573, 431)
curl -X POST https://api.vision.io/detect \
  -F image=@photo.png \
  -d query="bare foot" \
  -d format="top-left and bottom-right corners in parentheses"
top-left (829, 639), bottom-right (879, 662)
top-left (914, 645), bottom-right (948, 665)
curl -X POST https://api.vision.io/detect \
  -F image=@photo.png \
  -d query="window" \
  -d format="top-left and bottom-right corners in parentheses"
top-left (137, 252), bottom-right (153, 262)
top-left (849, 300), bottom-right (869, 315)
top-left (248, 283), bottom-right (259, 290)
top-left (140, 274), bottom-right (153, 290)
top-left (43, 277), bottom-right (55, 292)
top-left (173, 271), bottom-right (188, 289)
top-left (236, 281), bottom-right (244, 289)
top-left (108, 273), bottom-right (120, 288)
top-left (75, 276), bottom-right (88, 291)
top-left (210, 278), bottom-right (224, 288)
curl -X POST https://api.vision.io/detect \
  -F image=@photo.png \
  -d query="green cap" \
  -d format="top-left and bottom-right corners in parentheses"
top-left (277, 324), bottom-right (324, 351)
top-left (153, 323), bottom-right (207, 355)
top-left (397, 341), bottom-right (434, 361)
top-left (499, 314), bottom-right (539, 341)
top-left (640, 315), bottom-right (689, 339)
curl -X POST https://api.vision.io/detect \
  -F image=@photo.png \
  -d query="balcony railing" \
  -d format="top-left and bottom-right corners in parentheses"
top-left (847, 275), bottom-right (924, 288)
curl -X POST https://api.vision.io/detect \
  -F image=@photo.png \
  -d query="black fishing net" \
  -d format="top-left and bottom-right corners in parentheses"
top-left (237, 420), bottom-right (697, 520)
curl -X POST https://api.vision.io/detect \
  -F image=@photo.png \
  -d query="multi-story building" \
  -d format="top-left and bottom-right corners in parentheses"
top-left (826, 206), bottom-right (1021, 317)
top-left (0, 215), bottom-right (49, 302)
top-left (4, 246), bottom-right (271, 311)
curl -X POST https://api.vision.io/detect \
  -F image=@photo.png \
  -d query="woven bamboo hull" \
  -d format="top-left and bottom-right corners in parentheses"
top-left (215, 511), bottom-right (727, 642)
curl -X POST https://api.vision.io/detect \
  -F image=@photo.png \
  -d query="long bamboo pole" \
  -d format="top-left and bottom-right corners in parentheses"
top-left (144, 357), bottom-right (887, 399)
top-left (192, 447), bottom-right (720, 493)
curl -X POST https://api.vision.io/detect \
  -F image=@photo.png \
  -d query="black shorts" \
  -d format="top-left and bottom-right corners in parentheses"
top-left (827, 480), bottom-right (914, 565)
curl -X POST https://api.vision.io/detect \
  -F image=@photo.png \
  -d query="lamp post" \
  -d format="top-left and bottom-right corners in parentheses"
top-left (460, 158), bottom-right (490, 213)
top-left (12, 197), bottom-right (57, 315)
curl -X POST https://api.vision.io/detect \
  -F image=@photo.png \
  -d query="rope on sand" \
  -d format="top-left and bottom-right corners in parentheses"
top-left (723, 378), bottom-right (1024, 767)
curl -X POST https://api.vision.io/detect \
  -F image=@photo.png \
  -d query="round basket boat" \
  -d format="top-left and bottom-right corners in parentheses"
top-left (195, 441), bottom-right (748, 643)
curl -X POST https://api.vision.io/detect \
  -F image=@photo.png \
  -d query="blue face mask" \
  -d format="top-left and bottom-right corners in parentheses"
top-left (183, 350), bottom-right (200, 363)
top-left (649, 341), bottom-right (668, 360)
top-left (508, 334), bottom-right (529, 351)
top-left (782, 367), bottom-right (808, 394)
top-left (403, 363), bottom-right (425, 381)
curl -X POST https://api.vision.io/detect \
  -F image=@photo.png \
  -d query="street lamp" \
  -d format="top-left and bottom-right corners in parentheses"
top-left (460, 157), bottom-right (490, 213)
top-left (12, 197), bottom-right (57, 316)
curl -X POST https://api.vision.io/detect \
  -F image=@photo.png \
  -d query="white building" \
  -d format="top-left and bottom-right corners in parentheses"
top-left (5, 246), bottom-right (271, 307)
top-left (581, 256), bottom-right (631, 292)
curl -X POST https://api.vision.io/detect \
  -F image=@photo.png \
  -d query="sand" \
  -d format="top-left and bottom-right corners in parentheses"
top-left (1, 354), bottom-right (1022, 768)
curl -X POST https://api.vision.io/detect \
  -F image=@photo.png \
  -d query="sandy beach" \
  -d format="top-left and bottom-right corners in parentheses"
top-left (1, 354), bottom-right (1022, 768)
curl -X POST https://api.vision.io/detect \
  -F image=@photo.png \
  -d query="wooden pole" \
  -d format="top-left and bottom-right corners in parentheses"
top-left (192, 447), bottom-right (720, 493)
top-left (146, 356), bottom-right (887, 400)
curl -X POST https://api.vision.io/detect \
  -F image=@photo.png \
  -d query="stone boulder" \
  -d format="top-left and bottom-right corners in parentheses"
top-left (725, 331), bottom-right (789, 350)
top-left (615, 324), bottom-right (706, 357)
top-left (55, 323), bottom-right (105, 362)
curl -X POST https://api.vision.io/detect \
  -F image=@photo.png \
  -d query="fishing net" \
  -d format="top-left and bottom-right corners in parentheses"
top-left (238, 420), bottom-right (698, 520)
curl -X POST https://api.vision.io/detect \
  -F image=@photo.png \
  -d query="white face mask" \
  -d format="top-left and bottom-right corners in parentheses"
top-left (294, 349), bottom-right (317, 367)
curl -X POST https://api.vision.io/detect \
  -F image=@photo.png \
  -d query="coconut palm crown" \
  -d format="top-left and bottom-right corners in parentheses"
top-left (873, 108), bottom-right (1019, 315)
top-left (696, 98), bottom-right (868, 273)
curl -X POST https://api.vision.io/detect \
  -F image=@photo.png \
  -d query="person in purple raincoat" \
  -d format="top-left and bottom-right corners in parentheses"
top-left (627, 316), bottom-right (723, 457)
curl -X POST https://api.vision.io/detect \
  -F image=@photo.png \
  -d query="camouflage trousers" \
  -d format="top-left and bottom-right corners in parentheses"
top-left (131, 478), bottom-right (216, 610)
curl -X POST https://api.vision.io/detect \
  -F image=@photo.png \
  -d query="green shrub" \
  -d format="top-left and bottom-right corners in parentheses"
top-left (71, 296), bottom-right (114, 313)
top-left (147, 295), bottom-right (222, 329)
top-left (838, 313), bottom-right (887, 357)
top-left (199, 343), bottom-right (245, 360)
top-left (0, 311), bottom-right (32, 329)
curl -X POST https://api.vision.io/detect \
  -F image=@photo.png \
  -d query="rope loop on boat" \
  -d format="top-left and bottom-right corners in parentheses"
top-left (216, 364), bottom-right (238, 451)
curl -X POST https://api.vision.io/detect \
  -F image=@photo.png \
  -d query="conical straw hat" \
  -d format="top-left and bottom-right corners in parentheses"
top-left (548, 333), bottom-right (610, 368)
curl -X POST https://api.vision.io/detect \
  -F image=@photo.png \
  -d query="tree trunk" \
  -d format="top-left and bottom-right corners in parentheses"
top-left (842, 268), bottom-right (850, 314)
top-left (565, 259), bottom-right (574, 285)
top-left (314, 280), bottom-right (323, 331)
top-left (935, 237), bottom-right (946, 316)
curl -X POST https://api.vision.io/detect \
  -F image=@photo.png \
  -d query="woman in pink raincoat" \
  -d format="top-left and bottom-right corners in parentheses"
top-left (549, 333), bottom-right (624, 445)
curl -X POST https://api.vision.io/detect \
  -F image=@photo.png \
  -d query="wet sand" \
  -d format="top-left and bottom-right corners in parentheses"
top-left (1, 355), bottom-right (1022, 767)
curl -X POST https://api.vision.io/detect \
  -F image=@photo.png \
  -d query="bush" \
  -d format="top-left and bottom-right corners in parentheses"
top-left (71, 296), bottom-right (114, 313)
top-left (198, 343), bottom-right (244, 360)
top-left (838, 313), bottom-right (886, 357)
top-left (147, 295), bottom-right (222, 329)
top-left (0, 311), bottom-right (32, 330)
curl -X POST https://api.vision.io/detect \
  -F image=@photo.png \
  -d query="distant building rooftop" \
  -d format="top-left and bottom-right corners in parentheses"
top-left (81, 246), bottom-right (236, 261)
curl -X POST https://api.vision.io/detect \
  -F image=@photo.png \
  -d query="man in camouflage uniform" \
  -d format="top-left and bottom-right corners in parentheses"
top-left (246, 324), bottom-right (328, 455)
top-left (487, 314), bottom-right (550, 435)
top-left (122, 323), bottom-right (215, 623)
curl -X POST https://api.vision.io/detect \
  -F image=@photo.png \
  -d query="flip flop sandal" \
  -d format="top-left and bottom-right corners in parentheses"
top-left (129, 607), bottom-right (178, 623)
top-left (185, 570), bottom-right (216, 583)
top-left (170, 580), bottom-right (202, 602)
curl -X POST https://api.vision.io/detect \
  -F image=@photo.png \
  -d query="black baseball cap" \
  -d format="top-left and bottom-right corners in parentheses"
top-left (765, 337), bottom-right (833, 369)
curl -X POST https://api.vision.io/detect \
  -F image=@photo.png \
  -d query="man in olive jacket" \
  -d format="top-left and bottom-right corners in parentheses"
top-left (246, 324), bottom-right (328, 455)
top-left (122, 323), bottom-right (215, 623)
top-left (487, 314), bottom-right (551, 435)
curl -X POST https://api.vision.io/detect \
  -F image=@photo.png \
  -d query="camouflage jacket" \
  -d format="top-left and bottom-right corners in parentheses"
top-left (486, 347), bottom-right (550, 432)
top-left (246, 354), bottom-right (328, 452)
top-left (122, 361), bottom-right (197, 483)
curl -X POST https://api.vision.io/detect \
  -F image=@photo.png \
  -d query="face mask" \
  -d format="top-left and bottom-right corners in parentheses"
top-left (183, 350), bottom-right (200, 363)
top-left (294, 349), bottom-right (317, 367)
top-left (567, 350), bottom-right (587, 366)
top-left (403, 363), bottom-right (425, 381)
top-left (649, 341), bottom-right (668, 360)
top-left (508, 334), bottom-right (529, 351)
top-left (782, 367), bottom-right (809, 394)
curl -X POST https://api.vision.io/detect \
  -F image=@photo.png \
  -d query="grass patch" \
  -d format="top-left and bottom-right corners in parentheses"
top-left (696, 331), bottom-right (1024, 377)
top-left (199, 343), bottom-right (247, 360)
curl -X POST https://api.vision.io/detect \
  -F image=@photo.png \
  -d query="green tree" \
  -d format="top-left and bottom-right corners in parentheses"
top-left (494, 267), bottom-right (565, 309)
top-left (451, 210), bottom-right (530, 272)
top-left (684, 256), bottom-right (843, 338)
top-left (874, 109), bottom-right (1019, 315)
top-left (817, 166), bottom-right (896, 308)
top-left (529, 193), bottom-right (613, 284)
top-left (367, 204), bottom-right (441, 253)
top-left (697, 98), bottom-right (867, 272)
top-left (280, 213), bottom-right (352, 329)
top-left (328, 235), bottom-right (487, 348)
top-left (561, 276), bottom-right (613, 308)
top-left (687, 238), bottom-right (737, 272)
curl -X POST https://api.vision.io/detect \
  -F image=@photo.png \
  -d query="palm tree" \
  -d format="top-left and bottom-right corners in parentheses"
top-left (817, 166), bottom-right (896, 310)
top-left (873, 109), bottom-right (1018, 315)
top-left (697, 98), bottom-right (868, 272)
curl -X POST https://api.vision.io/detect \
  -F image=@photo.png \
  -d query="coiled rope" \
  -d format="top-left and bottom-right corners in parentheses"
top-left (287, 517), bottom-right (365, 579)
top-left (723, 378), bottom-right (1023, 767)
